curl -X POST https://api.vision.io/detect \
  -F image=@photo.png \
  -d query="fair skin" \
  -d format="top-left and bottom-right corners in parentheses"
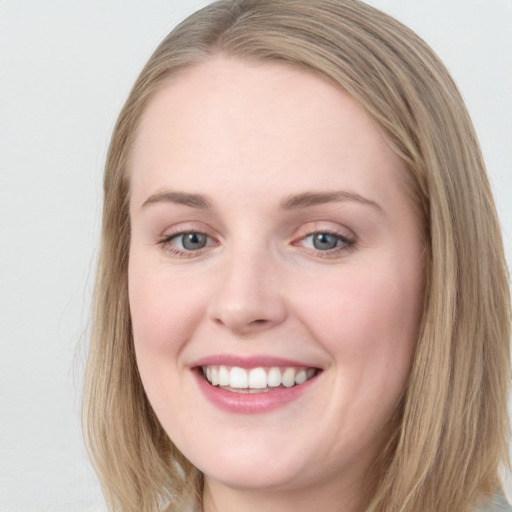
top-left (128, 58), bottom-right (424, 512)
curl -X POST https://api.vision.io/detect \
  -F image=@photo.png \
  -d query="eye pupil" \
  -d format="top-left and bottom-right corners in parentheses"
top-left (182, 233), bottom-right (207, 250)
top-left (313, 233), bottom-right (339, 250)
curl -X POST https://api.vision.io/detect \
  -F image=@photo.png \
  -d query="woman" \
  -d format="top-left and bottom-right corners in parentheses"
top-left (83, 1), bottom-right (511, 511)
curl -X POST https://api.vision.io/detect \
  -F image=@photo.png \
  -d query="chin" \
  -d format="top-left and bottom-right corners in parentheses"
top-left (186, 439), bottom-right (314, 491)
top-left (204, 463), bottom-right (308, 493)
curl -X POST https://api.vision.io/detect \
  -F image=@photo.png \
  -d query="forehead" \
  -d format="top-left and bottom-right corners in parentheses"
top-left (128, 57), bottom-right (408, 208)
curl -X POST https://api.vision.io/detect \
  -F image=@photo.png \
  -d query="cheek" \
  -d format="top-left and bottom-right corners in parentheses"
top-left (128, 255), bottom-right (201, 422)
top-left (128, 255), bottom-right (204, 356)
top-left (296, 259), bottom-right (423, 381)
top-left (128, 260), bottom-right (208, 426)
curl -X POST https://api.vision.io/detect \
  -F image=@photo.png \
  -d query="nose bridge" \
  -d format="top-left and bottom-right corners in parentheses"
top-left (208, 238), bottom-right (286, 334)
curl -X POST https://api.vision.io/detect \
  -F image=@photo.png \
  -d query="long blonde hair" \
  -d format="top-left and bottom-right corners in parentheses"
top-left (83, 1), bottom-right (511, 511)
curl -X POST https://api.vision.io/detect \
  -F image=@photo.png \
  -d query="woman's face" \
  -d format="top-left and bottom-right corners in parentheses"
top-left (128, 58), bottom-right (424, 503)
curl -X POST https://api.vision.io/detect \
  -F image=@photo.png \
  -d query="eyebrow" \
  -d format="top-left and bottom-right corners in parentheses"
top-left (140, 189), bottom-right (382, 212)
top-left (141, 191), bottom-right (212, 210)
top-left (280, 191), bottom-right (383, 212)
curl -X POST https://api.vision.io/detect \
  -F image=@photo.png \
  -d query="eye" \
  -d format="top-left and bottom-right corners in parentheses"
top-left (297, 230), bottom-right (355, 257)
top-left (174, 232), bottom-right (208, 251)
top-left (158, 231), bottom-right (216, 257)
top-left (307, 233), bottom-right (342, 251)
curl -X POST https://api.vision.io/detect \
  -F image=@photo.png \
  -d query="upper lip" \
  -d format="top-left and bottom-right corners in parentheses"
top-left (191, 354), bottom-right (321, 370)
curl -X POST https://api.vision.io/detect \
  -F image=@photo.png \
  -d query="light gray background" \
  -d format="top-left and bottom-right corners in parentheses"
top-left (0, 1), bottom-right (511, 510)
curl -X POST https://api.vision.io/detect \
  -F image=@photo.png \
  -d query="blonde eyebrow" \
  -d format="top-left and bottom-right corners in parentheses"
top-left (140, 189), bottom-right (382, 213)
top-left (141, 190), bottom-right (212, 210)
top-left (280, 191), bottom-right (383, 212)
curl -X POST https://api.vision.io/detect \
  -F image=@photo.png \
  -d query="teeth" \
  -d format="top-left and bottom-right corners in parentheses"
top-left (282, 367), bottom-right (295, 387)
top-left (202, 365), bottom-right (317, 390)
top-left (267, 367), bottom-right (281, 387)
top-left (295, 369), bottom-right (307, 385)
top-left (248, 367), bottom-right (267, 389)
top-left (218, 365), bottom-right (230, 386)
top-left (229, 367), bottom-right (248, 388)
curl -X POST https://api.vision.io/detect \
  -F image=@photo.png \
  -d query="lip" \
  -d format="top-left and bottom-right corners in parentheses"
top-left (192, 354), bottom-right (315, 369)
top-left (191, 354), bottom-right (321, 414)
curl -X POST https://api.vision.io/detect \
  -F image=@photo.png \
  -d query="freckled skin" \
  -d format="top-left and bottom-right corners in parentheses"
top-left (128, 58), bottom-right (424, 512)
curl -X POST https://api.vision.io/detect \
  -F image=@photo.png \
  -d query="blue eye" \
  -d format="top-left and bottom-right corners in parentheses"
top-left (158, 231), bottom-right (217, 258)
top-left (299, 231), bottom-right (355, 256)
top-left (310, 233), bottom-right (340, 250)
top-left (172, 232), bottom-right (208, 251)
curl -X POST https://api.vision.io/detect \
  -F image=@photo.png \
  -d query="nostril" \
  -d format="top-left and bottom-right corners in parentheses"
top-left (208, 285), bottom-right (288, 333)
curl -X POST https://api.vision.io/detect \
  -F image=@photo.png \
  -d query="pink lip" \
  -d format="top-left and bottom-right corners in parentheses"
top-left (191, 354), bottom-right (315, 369)
top-left (193, 372), bottom-right (318, 414)
top-left (191, 355), bottom-right (320, 414)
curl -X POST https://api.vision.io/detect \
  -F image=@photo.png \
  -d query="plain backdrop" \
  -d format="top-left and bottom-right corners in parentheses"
top-left (0, 1), bottom-right (511, 510)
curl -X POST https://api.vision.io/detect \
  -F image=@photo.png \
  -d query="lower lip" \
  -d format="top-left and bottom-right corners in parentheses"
top-left (193, 370), bottom-right (318, 414)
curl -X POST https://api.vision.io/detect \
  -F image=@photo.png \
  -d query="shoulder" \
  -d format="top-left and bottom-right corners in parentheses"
top-left (475, 494), bottom-right (511, 512)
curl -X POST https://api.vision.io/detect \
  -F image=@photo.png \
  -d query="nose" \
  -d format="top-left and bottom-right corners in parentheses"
top-left (207, 246), bottom-right (288, 336)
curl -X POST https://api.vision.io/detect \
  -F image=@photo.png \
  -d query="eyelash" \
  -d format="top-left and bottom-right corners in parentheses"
top-left (157, 231), bottom-right (218, 258)
top-left (157, 229), bottom-right (356, 259)
top-left (297, 230), bottom-right (356, 258)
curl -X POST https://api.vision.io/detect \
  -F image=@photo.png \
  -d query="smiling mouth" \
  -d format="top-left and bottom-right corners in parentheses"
top-left (200, 365), bottom-right (319, 393)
